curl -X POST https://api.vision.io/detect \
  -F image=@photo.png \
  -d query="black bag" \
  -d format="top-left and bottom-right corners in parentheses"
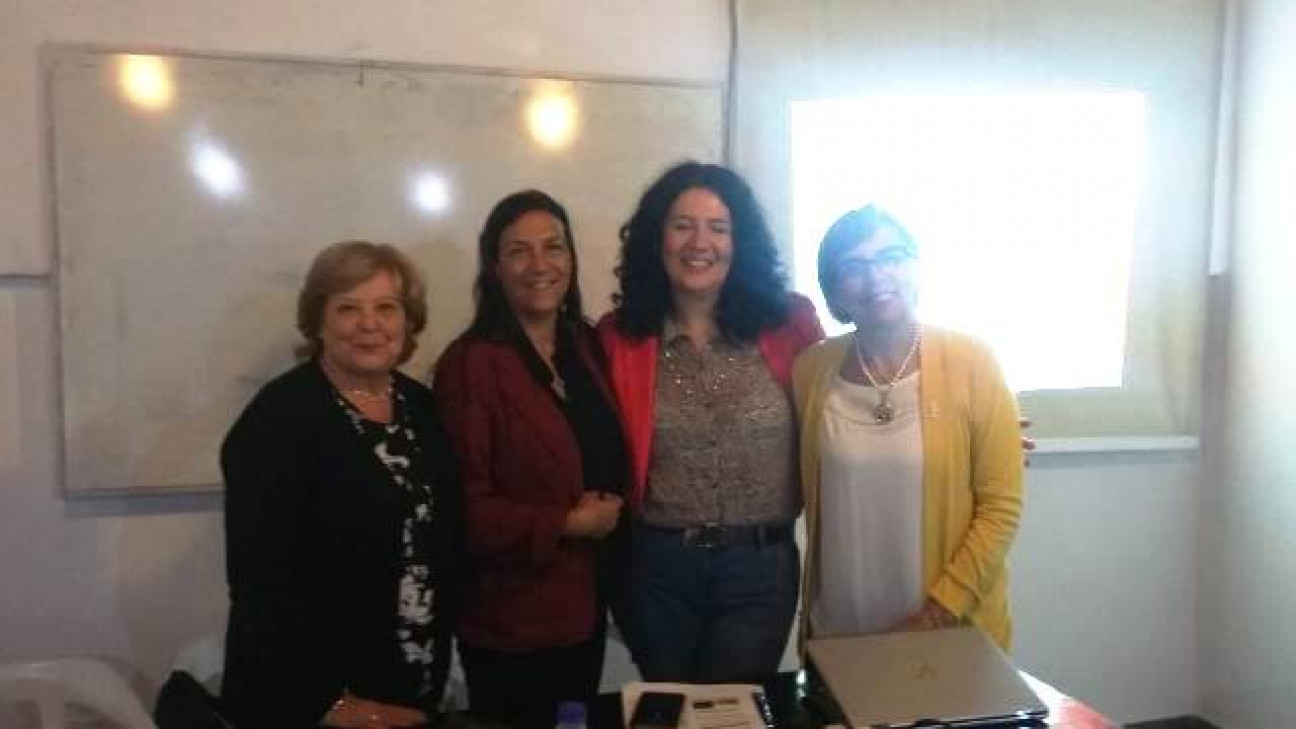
top-left (154, 670), bottom-right (234, 729)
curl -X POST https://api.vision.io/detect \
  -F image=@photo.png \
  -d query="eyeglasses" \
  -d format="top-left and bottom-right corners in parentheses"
top-left (834, 245), bottom-right (915, 281)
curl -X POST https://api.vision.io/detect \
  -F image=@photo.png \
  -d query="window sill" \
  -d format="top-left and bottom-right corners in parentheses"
top-left (1032, 436), bottom-right (1199, 455)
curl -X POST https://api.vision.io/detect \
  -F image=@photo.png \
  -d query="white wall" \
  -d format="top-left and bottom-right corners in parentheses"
top-left (1198, 1), bottom-right (1296, 726)
top-left (1013, 451), bottom-right (1200, 723)
top-left (0, 1), bottom-right (1199, 724)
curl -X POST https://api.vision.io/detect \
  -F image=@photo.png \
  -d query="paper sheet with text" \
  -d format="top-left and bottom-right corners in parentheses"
top-left (621, 681), bottom-right (769, 729)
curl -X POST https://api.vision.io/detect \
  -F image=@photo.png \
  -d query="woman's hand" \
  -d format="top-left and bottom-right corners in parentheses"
top-left (322, 692), bottom-right (427, 728)
top-left (1020, 416), bottom-right (1036, 466)
top-left (563, 491), bottom-right (624, 539)
top-left (894, 599), bottom-right (960, 633)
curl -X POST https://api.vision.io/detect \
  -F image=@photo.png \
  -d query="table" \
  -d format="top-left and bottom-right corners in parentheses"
top-left (591, 670), bottom-right (1114, 729)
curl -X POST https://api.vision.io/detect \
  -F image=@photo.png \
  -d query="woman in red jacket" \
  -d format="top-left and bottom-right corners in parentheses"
top-left (599, 162), bottom-right (824, 682)
top-left (434, 190), bottom-right (627, 729)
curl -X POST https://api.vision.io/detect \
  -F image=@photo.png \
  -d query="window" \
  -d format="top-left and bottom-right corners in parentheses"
top-left (790, 91), bottom-right (1147, 393)
top-left (733, 0), bottom-right (1219, 437)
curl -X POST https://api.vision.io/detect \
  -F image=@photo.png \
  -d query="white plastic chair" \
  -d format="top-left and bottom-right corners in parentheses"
top-left (171, 634), bottom-right (225, 695)
top-left (0, 658), bottom-right (156, 729)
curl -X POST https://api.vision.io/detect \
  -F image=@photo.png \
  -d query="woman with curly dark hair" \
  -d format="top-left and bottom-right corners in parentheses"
top-left (598, 161), bottom-right (824, 682)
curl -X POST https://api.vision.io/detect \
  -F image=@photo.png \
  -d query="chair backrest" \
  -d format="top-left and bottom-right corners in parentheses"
top-left (0, 658), bottom-right (156, 729)
top-left (170, 634), bottom-right (225, 695)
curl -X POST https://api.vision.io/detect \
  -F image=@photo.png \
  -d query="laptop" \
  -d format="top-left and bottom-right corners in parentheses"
top-left (805, 626), bottom-right (1048, 728)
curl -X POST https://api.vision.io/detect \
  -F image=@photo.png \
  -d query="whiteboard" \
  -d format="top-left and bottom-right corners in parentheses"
top-left (0, 291), bottom-right (21, 471)
top-left (50, 48), bottom-right (722, 494)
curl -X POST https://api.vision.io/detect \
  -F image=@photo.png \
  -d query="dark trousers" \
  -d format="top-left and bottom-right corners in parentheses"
top-left (627, 522), bottom-right (800, 683)
top-left (459, 619), bottom-right (606, 729)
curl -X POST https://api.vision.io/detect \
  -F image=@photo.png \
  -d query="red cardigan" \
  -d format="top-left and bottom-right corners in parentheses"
top-left (433, 327), bottom-right (617, 652)
top-left (597, 294), bottom-right (825, 508)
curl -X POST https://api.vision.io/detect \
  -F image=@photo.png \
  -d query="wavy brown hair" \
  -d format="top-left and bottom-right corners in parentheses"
top-left (295, 240), bottom-right (428, 363)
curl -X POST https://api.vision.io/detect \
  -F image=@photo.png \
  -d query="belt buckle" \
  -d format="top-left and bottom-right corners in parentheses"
top-left (684, 523), bottom-right (725, 549)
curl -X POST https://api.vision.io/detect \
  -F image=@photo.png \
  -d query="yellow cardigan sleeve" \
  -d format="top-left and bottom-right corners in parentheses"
top-left (927, 336), bottom-right (1024, 622)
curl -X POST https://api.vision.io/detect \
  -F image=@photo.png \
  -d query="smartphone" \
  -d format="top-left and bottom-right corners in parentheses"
top-left (630, 690), bottom-right (686, 729)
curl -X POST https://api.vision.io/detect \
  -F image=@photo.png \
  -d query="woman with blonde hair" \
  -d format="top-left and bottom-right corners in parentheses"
top-left (221, 241), bottom-right (460, 728)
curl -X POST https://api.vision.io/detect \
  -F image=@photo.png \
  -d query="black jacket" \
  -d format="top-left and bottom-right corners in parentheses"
top-left (219, 361), bottom-right (461, 728)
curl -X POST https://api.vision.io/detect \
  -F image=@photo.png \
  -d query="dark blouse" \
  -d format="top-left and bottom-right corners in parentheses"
top-left (335, 387), bottom-right (440, 697)
top-left (516, 322), bottom-right (627, 499)
top-left (504, 322), bottom-right (631, 612)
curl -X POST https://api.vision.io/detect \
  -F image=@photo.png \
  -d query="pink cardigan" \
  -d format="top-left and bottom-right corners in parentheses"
top-left (597, 294), bottom-right (824, 508)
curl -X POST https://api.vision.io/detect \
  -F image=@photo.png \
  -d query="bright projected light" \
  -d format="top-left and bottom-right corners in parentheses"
top-left (790, 91), bottom-right (1146, 392)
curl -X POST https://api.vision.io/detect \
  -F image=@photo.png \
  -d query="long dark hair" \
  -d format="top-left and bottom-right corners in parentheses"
top-left (612, 161), bottom-right (789, 341)
top-left (466, 189), bottom-right (585, 340)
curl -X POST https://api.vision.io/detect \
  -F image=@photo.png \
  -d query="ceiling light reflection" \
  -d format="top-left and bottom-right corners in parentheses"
top-left (526, 84), bottom-right (579, 150)
top-left (189, 140), bottom-right (244, 200)
top-left (118, 55), bottom-right (174, 111)
top-left (409, 172), bottom-right (452, 216)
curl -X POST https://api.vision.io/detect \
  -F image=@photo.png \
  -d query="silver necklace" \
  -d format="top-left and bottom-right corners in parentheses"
top-left (549, 371), bottom-right (567, 400)
top-left (535, 343), bottom-right (566, 400)
top-left (854, 325), bottom-right (921, 424)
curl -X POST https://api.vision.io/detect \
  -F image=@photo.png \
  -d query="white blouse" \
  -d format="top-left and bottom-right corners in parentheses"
top-left (810, 370), bottom-right (925, 637)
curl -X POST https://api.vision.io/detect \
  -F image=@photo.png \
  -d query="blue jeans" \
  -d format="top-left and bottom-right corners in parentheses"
top-left (627, 522), bottom-right (800, 683)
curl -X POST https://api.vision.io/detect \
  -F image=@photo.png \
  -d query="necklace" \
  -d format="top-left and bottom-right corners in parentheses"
top-left (530, 341), bottom-right (566, 400)
top-left (342, 385), bottom-right (392, 403)
top-left (549, 371), bottom-right (567, 400)
top-left (854, 325), bottom-right (921, 424)
top-left (320, 359), bottom-right (393, 404)
top-left (526, 328), bottom-right (566, 400)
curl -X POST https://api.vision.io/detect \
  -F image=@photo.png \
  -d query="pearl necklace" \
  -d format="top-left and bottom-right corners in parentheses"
top-left (854, 325), bottom-right (921, 424)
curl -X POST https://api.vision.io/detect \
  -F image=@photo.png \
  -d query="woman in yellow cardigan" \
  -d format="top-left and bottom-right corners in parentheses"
top-left (792, 205), bottom-right (1023, 651)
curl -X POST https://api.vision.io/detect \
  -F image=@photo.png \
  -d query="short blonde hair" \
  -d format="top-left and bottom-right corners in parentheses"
top-left (295, 240), bottom-right (428, 363)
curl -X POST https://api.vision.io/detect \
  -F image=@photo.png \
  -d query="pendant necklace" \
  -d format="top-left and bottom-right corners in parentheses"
top-left (536, 338), bottom-right (566, 400)
top-left (854, 325), bottom-right (921, 424)
top-left (549, 370), bottom-right (567, 400)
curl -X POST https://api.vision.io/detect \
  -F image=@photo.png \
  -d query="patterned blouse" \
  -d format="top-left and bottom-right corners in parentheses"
top-left (639, 320), bottom-right (800, 528)
top-left (334, 388), bottom-right (439, 698)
